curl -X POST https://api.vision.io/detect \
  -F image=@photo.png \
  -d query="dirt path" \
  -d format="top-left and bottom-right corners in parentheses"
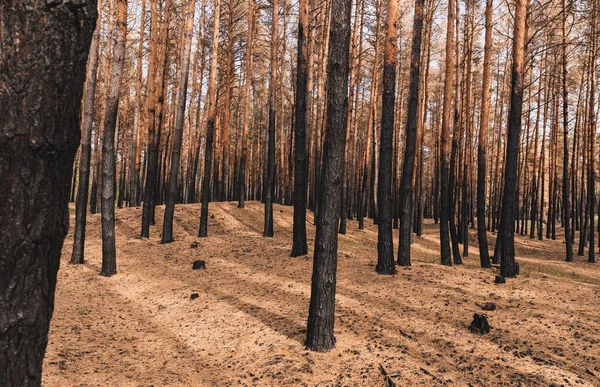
top-left (43, 202), bottom-right (600, 386)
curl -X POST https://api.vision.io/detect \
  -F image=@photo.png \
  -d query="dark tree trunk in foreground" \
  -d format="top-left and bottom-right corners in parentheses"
top-left (199, 0), bottom-right (221, 237)
top-left (396, 0), bottom-right (424, 268)
top-left (377, 0), bottom-right (400, 273)
top-left (72, 8), bottom-right (102, 265)
top-left (0, 1), bottom-right (96, 384)
top-left (477, 0), bottom-right (493, 268)
top-left (264, 0), bottom-right (279, 238)
top-left (498, 0), bottom-right (528, 278)
top-left (306, 0), bottom-right (351, 352)
top-left (439, 0), bottom-right (456, 266)
top-left (161, 0), bottom-right (195, 244)
top-left (100, 0), bottom-right (127, 277)
top-left (291, 0), bottom-right (309, 257)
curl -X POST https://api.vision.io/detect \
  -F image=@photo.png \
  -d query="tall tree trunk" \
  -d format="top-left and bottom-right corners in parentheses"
top-left (0, 1), bottom-right (95, 383)
top-left (264, 0), bottom-right (279, 237)
top-left (476, 0), bottom-right (493, 268)
top-left (439, 0), bottom-right (455, 266)
top-left (377, 0), bottom-right (400, 273)
top-left (291, 0), bottom-right (310, 256)
top-left (397, 0), bottom-right (424, 266)
top-left (162, 0), bottom-right (196, 243)
top-left (199, 0), bottom-right (222, 237)
top-left (72, 1), bottom-right (104, 264)
top-left (498, 0), bottom-right (528, 278)
top-left (130, 0), bottom-right (146, 207)
top-left (305, 0), bottom-right (351, 352)
top-left (239, 0), bottom-right (255, 208)
top-left (140, 0), bottom-right (161, 237)
top-left (562, 0), bottom-right (574, 261)
top-left (100, 0), bottom-right (127, 277)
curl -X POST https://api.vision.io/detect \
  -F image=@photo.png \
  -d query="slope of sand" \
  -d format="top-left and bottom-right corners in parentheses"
top-left (43, 202), bottom-right (600, 386)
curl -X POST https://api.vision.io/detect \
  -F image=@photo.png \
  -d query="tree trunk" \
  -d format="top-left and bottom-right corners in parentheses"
top-left (72, 2), bottom-right (103, 265)
top-left (305, 0), bottom-right (351, 352)
top-left (264, 0), bottom-right (279, 237)
top-left (0, 1), bottom-right (96, 383)
top-left (291, 0), bottom-right (310, 256)
top-left (238, 0), bottom-right (255, 209)
top-left (100, 0), bottom-right (127, 277)
top-left (476, 0), bottom-right (493, 268)
top-left (161, 0), bottom-right (196, 243)
top-left (140, 0), bottom-right (161, 237)
top-left (199, 0), bottom-right (222, 237)
top-left (377, 0), bottom-right (400, 273)
top-left (439, 0), bottom-right (455, 266)
top-left (498, 0), bottom-right (528, 278)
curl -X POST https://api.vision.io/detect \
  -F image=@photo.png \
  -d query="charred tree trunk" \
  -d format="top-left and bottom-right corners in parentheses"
top-left (397, 0), bottom-right (424, 267)
top-left (305, 0), bottom-right (351, 352)
top-left (0, 1), bottom-right (96, 383)
top-left (377, 0), bottom-right (400, 273)
top-left (100, 0), bottom-right (126, 277)
top-left (291, 0), bottom-right (309, 256)
top-left (264, 0), bottom-right (279, 237)
top-left (476, 0), bottom-right (493, 268)
top-left (199, 0), bottom-right (221, 237)
top-left (161, 0), bottom-right (196, 244)
top-left (498, 0), bottom-right (528, 278)
top-left (72, 4), bottom-right (103, 265)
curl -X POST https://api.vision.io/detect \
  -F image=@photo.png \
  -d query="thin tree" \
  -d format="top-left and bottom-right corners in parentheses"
top-left (130, 0), bottom-right (146, 207)
top-left (291, 0), bottom-right (310, 256)
top-left (100, 0), bottom-right (127, 277)
top-left (476, 0), bottom-right (493, 268)
top-left (439, 0), bottom-right (456, 266)
top-left (238, 0), bottom-right (255, 208)
top-left (140, 0), bottom-right (161, 237)
top-left (305, 0), bottom-right (352, 351)
top-left (562, 0), bottom-right (574, 261)
top-left (0, 1), bottom-right (95, 382)
top-left (396, 0), bottom-right (425, 267)
top-left (264, 0), bottom-right (279, 237)
top-left (72, 0), bottom-right (104, 264)
top-left (498, 0), bottom-right (528, 278)
top-left (162, 0), bottom-right (196, 243)
top-left (377, 0), bottom-right (400, 273)
top-left (199, 0), bottom-right (222, 237)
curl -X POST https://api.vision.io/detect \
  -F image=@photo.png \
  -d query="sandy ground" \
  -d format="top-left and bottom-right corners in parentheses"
top-left (42, 202), bottom-right (600, 386)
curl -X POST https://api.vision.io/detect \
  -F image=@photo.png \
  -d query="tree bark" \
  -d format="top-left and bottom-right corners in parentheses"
top-left (291, 0), bottom-right (309, 256)
top-left (0, 1), bottom-right (96, 383)
top-left (476, 0), bottom-right (493, 268)
top-left (199, 0), bottom-right (222, 237)
top-left (377, 0), bottom-right (400, 273)
top-left (72, 1), bottom-right (103, 265)
top-left (306, 0), bottom-right (351, 352)
top-left (439, 0), bottom-right (456, 266)
top-left (264, 0), bottom-right (279, 237)
top-left (161, 0), bottom-right (196, 243)
top-left (498, 0), bottom-right (528, 278)
top-left (100, 0), bottom-right (127, 277)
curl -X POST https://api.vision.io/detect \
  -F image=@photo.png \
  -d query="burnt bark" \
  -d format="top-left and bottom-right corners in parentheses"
top-left (0, 1), bottom-right (96, 383)
top-left (305, 0), bottom-right (351, 351)
top-left (396, 0), bottom-right (424, 268)
top-left (291, 0), bottom-right (309, 256)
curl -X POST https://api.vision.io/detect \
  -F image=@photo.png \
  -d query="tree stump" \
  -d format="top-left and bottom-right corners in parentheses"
top-left (494, 275), bottom-right (505, 284)
top-left (192, 260), bottom-right (206, 270)
top-left (469, 313), bottom-right (491, 335)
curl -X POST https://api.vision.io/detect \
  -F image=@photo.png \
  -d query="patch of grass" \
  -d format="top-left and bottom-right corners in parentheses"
top-left (75, 305), bottom-right (90, 316)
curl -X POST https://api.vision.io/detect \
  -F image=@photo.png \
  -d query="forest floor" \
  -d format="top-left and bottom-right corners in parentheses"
top-left (43, 202), bottom-right (600, 386)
